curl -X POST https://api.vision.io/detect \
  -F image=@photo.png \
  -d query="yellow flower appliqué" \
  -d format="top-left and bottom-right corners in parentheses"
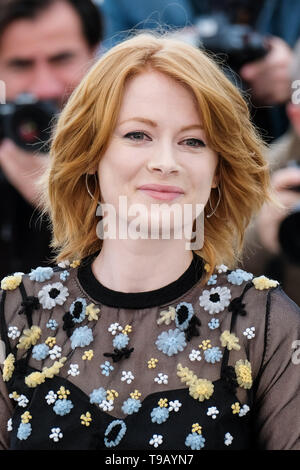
top-left (70, 259), bottom-right (81, 268)
top-left (57, 386), bottom-right (70, 400)
top-left (157, 307), bottom-right (176, 326)
top-left (82, 350), bottom-right (94, 361)
top-left (220, 330), bottom-right (241, 351)
top-left (252, 275), bottom-right (279, 290)
top-left (130, 390), bottom-right (141, 400)
top-left (85, 303), bottom-right (100, 321)
top-left (177, 363), bottom-right (214, 402)
top-left (122, 324), bottom-right (132, 335)
top-left (17, 326), bottom-right (41, 350)
top-left (199, 339), bottom-right (211, 351)
top-left (231, 402), bottom-right (241, 414)
top-left (21, 411), bottom-right (32, 424)
top-left (45, 336), bottom-right (56, 348)
top-left (192, 423), bottom-right (202, 434)
top-left (80, 412), bottom-right (92, 426)
top-left (235, 359), bottom-right (252, 389)
top-left (158, 398), bottom-right (168, 408)
top-left (204, 263), bottom-right (211, 273)
top-left (189, 378), bottom-right (214, 402)
top-left (3, 353), bottom-right (15, 381)
top-left (1, 274), bottom-right (22, 290)
top-left (25, 357), bottom-right (67, 388)
top-left (147, 358), bottom-right (158, 369)
top-left (106, 389), bottom-right (118, 401)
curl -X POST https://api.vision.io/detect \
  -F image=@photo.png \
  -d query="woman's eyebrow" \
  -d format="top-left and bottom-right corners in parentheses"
top-left (119, 117), bottom-right (157, 127)
top-left (118, 117), bottom-right (203, 131)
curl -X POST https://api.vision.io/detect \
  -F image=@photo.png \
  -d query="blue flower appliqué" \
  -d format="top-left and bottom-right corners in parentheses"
top-left (70, 326), bottom-right (93, 349)
top-left (32, 343), bottom-right (50, 360)
top-left (207, 274), bottom-right (217, 285)
top-left (53, 399), bottom-right (74, 416)
top-left (121, 398), bottom-right (142, 415)
top-left (46, 319), bottom-right (58, 331)
top-left (17, 422), bottom-right (32, 440)
top-left (104, 420), bottom-right (127, 448)
top-left (208, 318), bottom-right (220, 330)
top-left (100, 360), bottom-right (114, 376)
top-left (113, 333), bottom-right (129, 349)
top-left (185, 432), bottom-right (206, 450)
top-left (150, 406), bottom-right (170, 424)
top-left (175, 302), bottom-right (194, 331)
top-left (69, 298), bottom-right (87, 324)
top-left (89, 387), bottom-right (107, 405)
top-left (60, 270), bottom-right (70, 282)
top-left (156, 328), bottom-right (187, 356)
top-left (227, 269), bottom-right (253, 286)
top-left (204, 346), bottom-right (223, 364)
top-left (29, 266), bottom-right (54, 283)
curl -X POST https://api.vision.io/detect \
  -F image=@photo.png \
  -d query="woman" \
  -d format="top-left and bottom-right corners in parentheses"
top-left (0, 33), bottom-right (299, 450)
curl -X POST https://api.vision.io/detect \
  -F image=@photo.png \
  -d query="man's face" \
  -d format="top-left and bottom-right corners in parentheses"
top-left (0, 1), bottom-right (97, 108)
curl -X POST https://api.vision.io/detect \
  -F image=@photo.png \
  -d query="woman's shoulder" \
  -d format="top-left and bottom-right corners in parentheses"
top-left (0, 261), bottom-right (81, 333)
top-left (200, 264), bottom-right (300, 326)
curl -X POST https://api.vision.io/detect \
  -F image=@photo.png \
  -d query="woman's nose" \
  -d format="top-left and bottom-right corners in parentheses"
top-left (146, 142), bottom-right (180, 175)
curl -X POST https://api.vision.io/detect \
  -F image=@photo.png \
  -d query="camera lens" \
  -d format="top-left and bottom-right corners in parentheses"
top-left (10, 104), bottom-right (54, 153)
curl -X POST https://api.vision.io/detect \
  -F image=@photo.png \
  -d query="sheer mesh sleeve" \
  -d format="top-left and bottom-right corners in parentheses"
top-left (0, 287), bottom-right (25, 450)
top-left (252, 287), bottom-right (300, 450)
top-left (0, 371), bottom-right (13, 449)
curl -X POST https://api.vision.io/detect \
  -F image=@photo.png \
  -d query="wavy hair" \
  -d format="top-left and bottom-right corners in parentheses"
top-left (40, 32), bottom-right (273, 276)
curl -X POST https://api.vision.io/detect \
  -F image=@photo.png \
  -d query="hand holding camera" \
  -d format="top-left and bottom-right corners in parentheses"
top-left (256, 163), bottom-right (300, 263)
top-left (0, 94), bottom-right (57, 204)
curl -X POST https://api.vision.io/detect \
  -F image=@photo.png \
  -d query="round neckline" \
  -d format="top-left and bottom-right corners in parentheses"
top-left (77, 251), bottom-right (204, 309)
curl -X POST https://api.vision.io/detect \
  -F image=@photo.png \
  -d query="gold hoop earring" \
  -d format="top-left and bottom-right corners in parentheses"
top-left (206, 186), bottom-right (221, 218)
top-left (85, 173), bottom-right (98, 201)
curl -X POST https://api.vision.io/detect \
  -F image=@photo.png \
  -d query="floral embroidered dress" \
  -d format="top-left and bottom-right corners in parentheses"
top-left (0, 252), bottom-right (299, 450)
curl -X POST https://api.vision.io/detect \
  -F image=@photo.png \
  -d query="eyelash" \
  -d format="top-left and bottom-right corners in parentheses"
top-left (124, 131), bottom-right (206, 147)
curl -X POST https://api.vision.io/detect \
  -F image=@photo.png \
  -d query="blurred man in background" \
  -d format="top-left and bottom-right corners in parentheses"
top-left (0, 0), bottom-right (102, 276)
top-left (99, 0), bottom-right (300, 142)
top-left (242, 40), bottom-right (300, 306)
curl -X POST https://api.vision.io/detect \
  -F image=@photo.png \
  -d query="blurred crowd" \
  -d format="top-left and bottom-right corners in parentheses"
top-left (0, 0), bottom-right (299, 305)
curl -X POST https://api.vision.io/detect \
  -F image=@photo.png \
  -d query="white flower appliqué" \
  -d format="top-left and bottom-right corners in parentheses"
top-left (243, 327), bottom-right (255, 339)
top-left (38, 282), bottom-right (69, 309)
top-left (149, 434), bottom-right (163, 448)
top-left (199, 286), bottom-right (231, 314)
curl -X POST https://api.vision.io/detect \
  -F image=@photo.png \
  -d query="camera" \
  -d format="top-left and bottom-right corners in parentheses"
top-left (278, 161), bottom-right (300, 265)
top-left (195, 13), bottom-right (268, 73)
top-left (0, 94), bottom-right (58, 153)
top-left (170, 12), bottom-right (268, 86)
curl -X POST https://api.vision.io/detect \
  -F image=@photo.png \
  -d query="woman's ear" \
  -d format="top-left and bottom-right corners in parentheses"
top-left (211, 165), bottom-right (220, 188)
top-left (211, 176), bottom-right (219, 189)
top-left (87, 167), bottom-right (98, 176)
top-left (212, 161), bottom-right (220, 188)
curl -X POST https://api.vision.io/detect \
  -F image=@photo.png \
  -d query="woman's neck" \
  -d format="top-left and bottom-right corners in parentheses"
top-left (91, 238), bottom-right (194, 293)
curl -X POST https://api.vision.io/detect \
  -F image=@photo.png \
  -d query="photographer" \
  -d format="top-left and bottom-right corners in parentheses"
top-left (100, 0), bottom-right (300, 141)
top-left (242, 41), bottom-right (300, 306)
top-left (0, 0), bottom-right (102, 277)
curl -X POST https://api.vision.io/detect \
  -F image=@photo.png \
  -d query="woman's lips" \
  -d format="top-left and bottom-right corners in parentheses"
top-left (138, 184), bottom-right (184, 201)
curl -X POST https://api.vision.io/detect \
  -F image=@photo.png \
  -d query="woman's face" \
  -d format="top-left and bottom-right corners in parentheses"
top-left (97, 69), bottom-right (219, 239)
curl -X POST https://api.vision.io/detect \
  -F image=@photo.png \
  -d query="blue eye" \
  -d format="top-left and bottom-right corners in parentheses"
top-left (124, 131), bottom-right (150, 141)
top-left (182, 138), bottom-right (206, 148)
